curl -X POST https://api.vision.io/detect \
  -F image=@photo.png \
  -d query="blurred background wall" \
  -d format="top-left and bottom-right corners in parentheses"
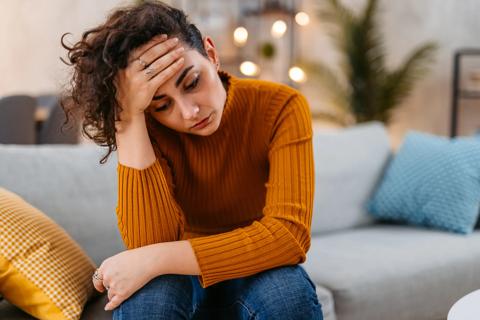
top-left (1, 0), bottom-right (479, 147)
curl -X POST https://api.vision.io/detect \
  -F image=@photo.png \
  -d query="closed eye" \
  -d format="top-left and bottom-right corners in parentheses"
top-left (185, 75), bottom-right (200, 91)
top-left (155, 100), bottom-right (171, 112)
top-left (154, 75), bottom-right (200, 112)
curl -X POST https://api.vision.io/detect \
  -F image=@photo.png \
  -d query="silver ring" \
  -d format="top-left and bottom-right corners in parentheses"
top-left (137, 58), bottom-right (148, 68)
top-left (92, 270), bottom-right (103, 281)
top-left (145, 67), bottom-right (155, 76)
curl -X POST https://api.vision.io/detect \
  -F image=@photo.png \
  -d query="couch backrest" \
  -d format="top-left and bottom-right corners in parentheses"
top-left (311, 121), bottom-right (391, 235)
top-left (0, 122), bottom-right (391, 262)
top-left (0, 144), bottom-right (124, 266)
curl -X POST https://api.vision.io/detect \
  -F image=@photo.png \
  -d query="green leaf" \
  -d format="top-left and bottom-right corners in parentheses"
top-left (297, 60), bottom-right (350, 116)
top-left (379, 42), bottom-right (438, 121)
top-left (314, 0), bottom-right (438, 124)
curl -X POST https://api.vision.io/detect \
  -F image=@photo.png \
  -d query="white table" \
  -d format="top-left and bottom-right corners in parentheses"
top-left (448, 289), bottom-right (480, 320)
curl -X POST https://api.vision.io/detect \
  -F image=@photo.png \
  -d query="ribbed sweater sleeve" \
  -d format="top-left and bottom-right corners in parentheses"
top-left (116, 159), bottom-right (185, 249)
top-left (188, 93), bottom-right (314, 288)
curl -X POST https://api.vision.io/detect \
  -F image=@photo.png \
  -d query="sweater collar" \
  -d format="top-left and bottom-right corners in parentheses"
top-left (217, 70), bottom-right (238, 131)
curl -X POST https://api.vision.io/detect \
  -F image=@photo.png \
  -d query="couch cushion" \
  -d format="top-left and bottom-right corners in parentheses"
top-left (314, 285), bottom-right (337, 320)
top-left (312, 122), bottom-right (391, 235)
top-left (303, 225), bottom-right (480, 320)
top-left (368, 132), bottom-right (480, 234)
top-left (0, 145), bottom-right (124, 265)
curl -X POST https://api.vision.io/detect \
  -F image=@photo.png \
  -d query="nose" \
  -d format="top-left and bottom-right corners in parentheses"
top-left (177, 101), bottom-right (200, 120)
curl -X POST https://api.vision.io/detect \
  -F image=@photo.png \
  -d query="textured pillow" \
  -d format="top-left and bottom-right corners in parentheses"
top-left (0, 187), bottom-right (98, 320)
top-left (311, 121), bottom-right (391, 235)
top-left (368, 132), bottom-right (480, 234)
top-left (0, 144), bottom-right (123, 266)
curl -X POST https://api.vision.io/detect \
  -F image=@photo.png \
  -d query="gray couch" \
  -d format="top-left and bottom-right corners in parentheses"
top-left (0, 122), bottom-right (479, 320)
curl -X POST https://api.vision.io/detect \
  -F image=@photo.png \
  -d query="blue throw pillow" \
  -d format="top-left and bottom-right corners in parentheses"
top-left (367, 131), bottom-right (480, 234)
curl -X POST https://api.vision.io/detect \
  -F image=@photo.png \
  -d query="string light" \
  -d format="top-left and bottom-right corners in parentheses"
top-left (240, 61), bottom-right (260, 76)
top-left (236, 10), bottom-right (312, 80)
top-left (295, 12), bottom-right (310, 26)
top-left (233, 26), bottom-right (248, 46)
top-left (271, 20), bottom-right (287, 38)
top-left (289, 66), bottom-right (307, 83)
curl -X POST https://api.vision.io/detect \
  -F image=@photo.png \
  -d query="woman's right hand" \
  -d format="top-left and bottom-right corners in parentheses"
top-left (114, 34), bottom-right (185, 121)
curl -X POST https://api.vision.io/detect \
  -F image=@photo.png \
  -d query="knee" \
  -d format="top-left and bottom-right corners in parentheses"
top-left (112, 274), bottom-right (194, 320)
top-left (241, 265), bottom-right (323, 320)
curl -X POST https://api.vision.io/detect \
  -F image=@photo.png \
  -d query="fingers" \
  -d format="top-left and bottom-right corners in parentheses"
top-left (143, 37), bottom-right (180, 66)
top-left (146, 46), bottom-right (185, 79)
top-left (115, 34), bottom-right (185, 115)
top-left (108, 287), bottom-right (115, 301)
top-left (105, 295), bottom-right (123, 311)
top-left (131, 36), bottom-right (180, 71)
top-left (129, 34), bottom-right (167, 64)
top-left (93, 281), bottom-right (105, 293)
top-left (149, 57), bottom-right (185, 89)
top-left (92, 269), bottom-right (106, 293)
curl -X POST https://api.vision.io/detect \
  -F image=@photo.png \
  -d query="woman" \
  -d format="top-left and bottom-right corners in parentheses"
top-left (62, 1), bottom-right (322, 319)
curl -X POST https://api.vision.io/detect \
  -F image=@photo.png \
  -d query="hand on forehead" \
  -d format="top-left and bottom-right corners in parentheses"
top-left (130, 34), bottom-right (182, 65)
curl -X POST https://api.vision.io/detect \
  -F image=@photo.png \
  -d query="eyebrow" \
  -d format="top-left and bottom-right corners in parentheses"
top-left (152, 65), bottom-right (194, 101)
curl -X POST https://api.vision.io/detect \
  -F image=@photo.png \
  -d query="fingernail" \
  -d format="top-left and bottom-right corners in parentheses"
top-left (172, 37), bottom-right (178, 43)
top-left (104, 305), bottom-right (109, 311)
top-left (176, 47), bottom-right (184, 52)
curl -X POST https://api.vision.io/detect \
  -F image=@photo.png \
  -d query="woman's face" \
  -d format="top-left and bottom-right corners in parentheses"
top-left (146, 37), bottom-right (227, 136)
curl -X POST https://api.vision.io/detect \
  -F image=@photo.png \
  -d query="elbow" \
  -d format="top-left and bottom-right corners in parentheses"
top-left (295, 226), bottom-right (310, 263)
top-left (272, 216), bottom-right (311, 263)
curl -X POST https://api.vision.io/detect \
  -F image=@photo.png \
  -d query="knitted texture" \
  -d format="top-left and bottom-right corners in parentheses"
top-left (116, 71), bottom-right (314, 287)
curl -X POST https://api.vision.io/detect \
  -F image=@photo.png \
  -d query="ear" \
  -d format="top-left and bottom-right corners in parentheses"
top-left (202, 36), bottom-right (220, 70)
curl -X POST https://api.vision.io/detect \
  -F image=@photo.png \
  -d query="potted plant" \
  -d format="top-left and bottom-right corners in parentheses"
top-left (302, 0), bottom-right (438, 125)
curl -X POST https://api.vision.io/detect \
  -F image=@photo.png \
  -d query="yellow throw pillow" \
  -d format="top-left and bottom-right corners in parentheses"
top-left (0, 187), bottom-right (97, 320)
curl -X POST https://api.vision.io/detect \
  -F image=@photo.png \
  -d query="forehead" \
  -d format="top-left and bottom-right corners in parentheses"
top-left (179, 47), bottom-right (208, 67)
top-left (152, 48), bottom-right (208, 94)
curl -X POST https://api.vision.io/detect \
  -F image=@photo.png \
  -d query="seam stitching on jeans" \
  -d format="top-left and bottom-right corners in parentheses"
top-left (235, 299), bottom-right (256, 319)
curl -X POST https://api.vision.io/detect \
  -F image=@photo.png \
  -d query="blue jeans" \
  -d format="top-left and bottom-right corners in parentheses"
top-left (112, 264), bottom-right (323, 319)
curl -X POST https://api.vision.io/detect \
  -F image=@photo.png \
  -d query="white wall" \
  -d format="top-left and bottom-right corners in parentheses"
top-left (0, 0), bottom-right (131, 96)
top-left (1, 0), bottom-right (479, 147)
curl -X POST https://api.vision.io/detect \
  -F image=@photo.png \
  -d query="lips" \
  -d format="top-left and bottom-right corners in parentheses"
top-left (191, 114), bottom-right (211, 129)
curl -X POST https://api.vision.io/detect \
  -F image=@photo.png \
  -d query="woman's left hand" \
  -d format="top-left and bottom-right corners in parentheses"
top-left (92, 246), bottom-right (159, 311)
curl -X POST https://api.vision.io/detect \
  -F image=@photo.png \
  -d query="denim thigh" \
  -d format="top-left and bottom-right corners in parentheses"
top-left (112, 265), bottom-right (323, 320)
top-left (191, 265), bottom-right (323, 320)
top-left (112, 274), bottom-right (195, 320)
top-left (191, 272), bottom-right (251, 320)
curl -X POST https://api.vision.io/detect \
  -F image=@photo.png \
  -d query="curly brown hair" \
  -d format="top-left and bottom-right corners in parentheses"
top-left (61, 0), bottom-right (207, 163)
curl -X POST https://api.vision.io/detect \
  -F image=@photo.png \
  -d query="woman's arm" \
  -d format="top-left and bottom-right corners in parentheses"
top-left (99, 240), bottom-right (200, 311)
top-left (113, 36), bottom-right (188, 249)
top-left (115, 113), bottom-right (156, 169)
top-left (93, 35), bottom-right (196, 309)
top-left (114, 34), bottom-right (182, 169)
top-left (115, 111), bottom-right (189, 248)
top-left (143, 240), bottom-right (201, 277)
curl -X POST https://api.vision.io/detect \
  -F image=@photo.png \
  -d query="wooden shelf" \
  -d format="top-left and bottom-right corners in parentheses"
top-left (450, 48), bottom-right (480, 137)
top-left (459, 90), bottom-right (480, 99)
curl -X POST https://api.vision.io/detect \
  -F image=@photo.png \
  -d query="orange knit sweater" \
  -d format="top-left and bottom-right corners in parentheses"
top-left (116, 71), bottom-right (314, 288)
